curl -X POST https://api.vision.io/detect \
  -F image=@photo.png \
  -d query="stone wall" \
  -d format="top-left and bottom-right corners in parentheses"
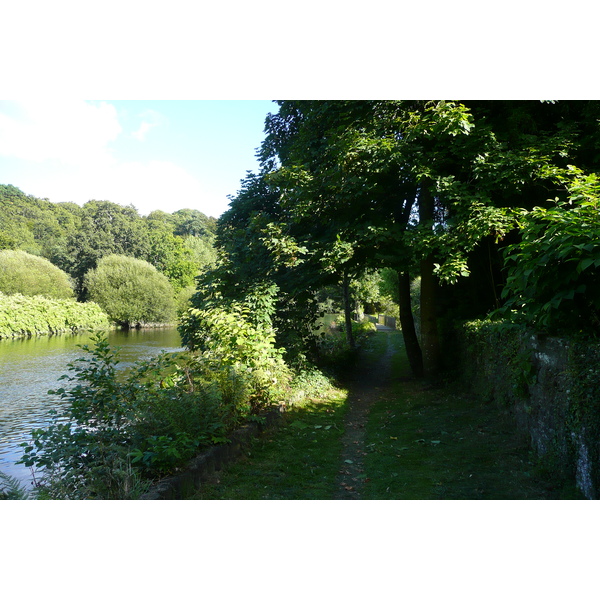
top-left (459, 323), bottom-right (600, 499)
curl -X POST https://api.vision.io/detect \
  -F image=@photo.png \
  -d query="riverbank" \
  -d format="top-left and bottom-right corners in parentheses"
top-left (0, 292), bottom-right (110, 339)
top-left (190, 330), bottom-right (581, 499)
top-left (0, 327), bottom-right (183, 486)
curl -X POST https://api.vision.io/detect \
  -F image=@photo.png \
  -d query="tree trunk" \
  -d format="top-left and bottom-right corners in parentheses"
top-left (419, 185), bottom-right (441, 377)
top-left (420, 256), bottom-right (440, 376)
top-left (397, 270), bottom-right (423, 378)
top-left (342, 269), bottom-right (355, 349)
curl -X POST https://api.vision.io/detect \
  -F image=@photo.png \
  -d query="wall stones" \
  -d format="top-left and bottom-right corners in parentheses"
top-left (459, 325), bottom-right (600, 499)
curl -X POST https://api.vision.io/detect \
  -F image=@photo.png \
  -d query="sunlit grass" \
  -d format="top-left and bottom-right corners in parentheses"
top-left (191, 386), bottom-right (348, 500)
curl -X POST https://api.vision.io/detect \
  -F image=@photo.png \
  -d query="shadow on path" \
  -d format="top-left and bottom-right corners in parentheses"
top-left (335, 331), bottom-right (398, 499)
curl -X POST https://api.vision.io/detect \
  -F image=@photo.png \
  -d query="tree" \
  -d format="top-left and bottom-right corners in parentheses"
top-left (0, 184), bottom-right (82, 259)
top-left (171, 208), bottom-right (217, 237)
top-left (0, 250), bottom-right (74, 299)
top-left (65, 200), bottom-right (151, 298)
top-left (184, 101), bottom-right (600, 377)
top-left (144, 220), bottom-right (200, 291)
top-left (257, 100), bottom-right (591, 376)
top-left (0, 232), bottom-right (17, 250)
top-left (84, 254), bottom-right (176, 327)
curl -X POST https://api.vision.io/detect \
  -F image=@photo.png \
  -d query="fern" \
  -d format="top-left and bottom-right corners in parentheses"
top-left (0, 471), bottom-right (32, 500)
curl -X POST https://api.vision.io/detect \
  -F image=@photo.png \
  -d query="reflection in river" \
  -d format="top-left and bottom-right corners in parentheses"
top-left (0, 328), bottom-right (183, 488)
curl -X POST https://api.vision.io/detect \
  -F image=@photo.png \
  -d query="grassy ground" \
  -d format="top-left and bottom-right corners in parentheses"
top-left (191, 384), bottom-right (349, 500)
top-left (362, 334), bottom-right (582, 499)
top-left (190, 330), bottom-right (582, 500)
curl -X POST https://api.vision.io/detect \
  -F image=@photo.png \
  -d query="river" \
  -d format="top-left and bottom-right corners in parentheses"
top-left (0, 328), bottom-right (183, 489)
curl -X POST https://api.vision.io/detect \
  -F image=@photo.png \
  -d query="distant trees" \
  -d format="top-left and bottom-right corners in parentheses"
top-left (0, 250), bottom-right (74, 299)
top-left (0, 184), bottom-right (217, 319)
top-left (64, 200), bottom-right (151, 297)
top-left (84, 255), bottom-right (176, 327)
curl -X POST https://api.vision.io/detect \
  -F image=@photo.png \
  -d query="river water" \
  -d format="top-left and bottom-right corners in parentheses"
top-left (0, 328), bottom-right (183, 489)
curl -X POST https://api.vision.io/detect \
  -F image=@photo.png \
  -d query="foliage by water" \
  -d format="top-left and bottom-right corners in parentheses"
top-left (0, 249), bottom-right (75, 299)
top-left (0, 470), bottom-right (33, 500)
top-left (19, 335), bottom-right (226, 498)
top-left (0, 292), bottom-right (110, 339)
top-left (18, 321), bottom-right (315, 498)
top-left (85, 254), bottom-right (176, 327)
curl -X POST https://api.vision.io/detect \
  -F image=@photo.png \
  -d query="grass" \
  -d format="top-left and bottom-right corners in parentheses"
top-left (191, 384), bottom-right (349, 500)
top-left (361, 381), bottom-right (582, 500)
top-left (189, 330), bottom-right (583, 500)
top-left (361, 332), bottom-right (583, 500)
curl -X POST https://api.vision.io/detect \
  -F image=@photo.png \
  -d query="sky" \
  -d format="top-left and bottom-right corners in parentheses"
top-left (0, 100), bottom-right (276, 218)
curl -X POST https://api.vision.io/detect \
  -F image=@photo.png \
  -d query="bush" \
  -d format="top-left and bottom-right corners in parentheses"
top-left (175, 284), bottom-right (197, 317)
top-left (0, 292), bottom-right (109, 339)
top-left (84, 254), bottom-right (176, 327)
top-left (0, 250), bottom-right (74, 299)
top-left (499, 171), bottom-right (600, 333)
top-left (19, 334), bottom-right (230, 498)
top-left (180, 301), bottom-right (291, 414)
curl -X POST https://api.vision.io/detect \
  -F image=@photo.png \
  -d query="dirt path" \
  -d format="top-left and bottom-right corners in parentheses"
top-left (335, 329), bottom-right (396, 499)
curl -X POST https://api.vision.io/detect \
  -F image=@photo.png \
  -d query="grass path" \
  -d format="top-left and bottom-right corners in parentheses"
top-left (190, 330), bottom-right (581, 500)
top-left (334, 330), bottom-right (397, 499)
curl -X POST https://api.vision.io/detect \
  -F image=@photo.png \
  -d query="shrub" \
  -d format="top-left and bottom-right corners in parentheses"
top-left (180, 302), bottom-right (291, 414)
top-left (499, 170), bottom-right (600, 333)
top-left (84, 254), bottom-right (176, 327)
top-left (0, 249), bottom-right (74, 299)
top-left (19, 334), bottom-right (230, 498)
top-left (0, 292), bottom-right (109, 339)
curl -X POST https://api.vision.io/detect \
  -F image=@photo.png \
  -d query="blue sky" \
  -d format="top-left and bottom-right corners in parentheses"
top-left (0, 100), bottom-right (276, 218)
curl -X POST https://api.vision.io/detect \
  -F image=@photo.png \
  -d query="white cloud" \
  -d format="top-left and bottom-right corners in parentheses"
top-left (0, 101), bottom-right (230, 217)
top-left (0, 100), bottom-right (121, 166)
top-left (28, 159), bottom-right (227, 217)
top-left (132, 122), bottom-right (152, 141)
top-left (131, 109), bottom-right (164, 141)
top-left (108, 160), bottom-right (213, 214)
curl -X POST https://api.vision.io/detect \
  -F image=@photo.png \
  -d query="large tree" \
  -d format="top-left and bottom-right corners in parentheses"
top-left (184, 101), bottom-right (600, 377)
top-left (255, 100), bottom-right (596, 376)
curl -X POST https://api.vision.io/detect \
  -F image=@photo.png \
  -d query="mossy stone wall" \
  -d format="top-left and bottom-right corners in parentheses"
top-left (458, 321), bottom-right (600, 499)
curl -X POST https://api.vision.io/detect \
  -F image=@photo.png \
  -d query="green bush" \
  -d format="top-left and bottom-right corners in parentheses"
top-left (180, 301), bottom-right (291, 414)
top-left (499, 170), bottom-right (600, 333)
top-left (0, 292), bottom-right (109, 339)
top-left (0, 249), bottom-right (74, 299)
top-left (333, 315), bottom-right (377, 339)
top-left (175, 284), bottom-right (197, 317)
top-left (19, 335), bottom-right (230, 499)
top-left (85, 254), bottom-right (176, 327)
